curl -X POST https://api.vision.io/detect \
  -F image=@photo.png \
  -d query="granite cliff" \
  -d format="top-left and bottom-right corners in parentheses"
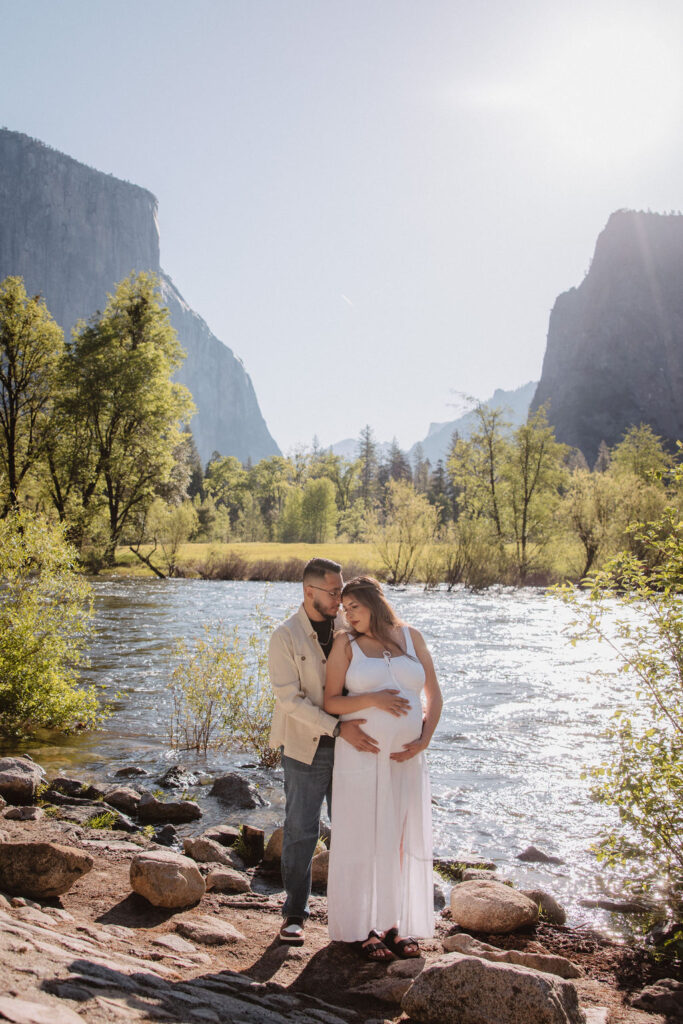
top-left (531, 210), bottom-right (683, 465)
top-left (0, 129), bottom-right (280, 464)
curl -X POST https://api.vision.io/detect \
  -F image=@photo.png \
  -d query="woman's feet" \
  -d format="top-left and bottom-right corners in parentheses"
top-left (357, 929), bottom-right (396, 962)
top-left (383, 927), bottom-right (421, 958)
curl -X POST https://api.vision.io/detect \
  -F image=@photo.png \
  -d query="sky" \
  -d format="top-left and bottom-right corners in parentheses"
top-left (2, 0), bottom-right (683, 454)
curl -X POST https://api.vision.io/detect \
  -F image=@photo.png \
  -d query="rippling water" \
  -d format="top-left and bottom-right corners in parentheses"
top-left (8, 578), bottom-right (641, 936)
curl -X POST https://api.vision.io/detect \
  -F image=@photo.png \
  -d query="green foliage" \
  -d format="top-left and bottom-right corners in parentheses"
top-left (143, 498), bottom-right (199, 575)
top-left (0, 276), bottom-right (64, 511)
top-left (369, 479), bottom-right (438, 584)
top-left (559, 465), bottom-right (683, 907)
top-left (50, 272), bottom-right (195, 564)
top-left (84, 810), bottom-right (117, 830)
top-left (300, 476), bottom-right (337, 542)
top-left (0, 509), bottom-right (102, 739)
top-left (169, 593), bottom-right (279, 766)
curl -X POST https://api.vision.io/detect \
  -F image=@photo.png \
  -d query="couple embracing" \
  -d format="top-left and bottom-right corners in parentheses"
top-left (268, 557), bottom-right (443, 961)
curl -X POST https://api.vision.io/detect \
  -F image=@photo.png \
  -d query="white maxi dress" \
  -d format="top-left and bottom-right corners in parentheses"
top-left (327, 626), bottom-right (434, 942)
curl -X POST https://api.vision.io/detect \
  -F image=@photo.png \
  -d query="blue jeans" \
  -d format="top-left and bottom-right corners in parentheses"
top-left (281, 743), bottom-right (334, 920)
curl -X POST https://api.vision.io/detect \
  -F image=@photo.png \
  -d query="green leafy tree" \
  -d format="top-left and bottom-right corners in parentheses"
top-left (610, 423), bottom-right (672, 482)
top-left (301, 477), bottom-right (337, 542)
top-left (447, 405), bottom-right (510, 536)
top-left (369, 479), bottom-right (438, 584)
top-left (562, 469), bottom-right (620, 578)
top-left (277, 486), bottom-right (304, 542)
top-left (0, 509), bottom-right (100, 738)
top-left (358, 424), bottom-right (379, 505)
top-left (0, 277), bottom-right (64, 512)
top-left (560, 470), bottom-right (683, 914)
top-left (204, 455), bottom-right (249, 525)
top-left (501, 406), bottom-right (567, 581)
top-left (53, 273), bottom-right (195, 564)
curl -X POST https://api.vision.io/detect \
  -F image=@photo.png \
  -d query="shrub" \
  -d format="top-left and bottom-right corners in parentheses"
top-left (169, 593), bottom-right (279, 767)
top-left (559, 471), bottom-right (683, 917)
top-left (0, 509), bottom-right (102, 738)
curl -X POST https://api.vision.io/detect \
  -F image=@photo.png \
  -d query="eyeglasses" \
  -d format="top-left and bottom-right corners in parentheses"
top-left (308, 584), bottom-right (343, 599)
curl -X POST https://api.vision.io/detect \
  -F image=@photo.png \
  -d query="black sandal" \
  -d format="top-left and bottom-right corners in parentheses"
top-left (383, 927), bottom-right (421, 959)
top-left (355, 929), bottom-right (396, 962)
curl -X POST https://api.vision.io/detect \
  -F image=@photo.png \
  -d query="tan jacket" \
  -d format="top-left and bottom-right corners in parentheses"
top-left (268, 604), bottom-right (339, 764)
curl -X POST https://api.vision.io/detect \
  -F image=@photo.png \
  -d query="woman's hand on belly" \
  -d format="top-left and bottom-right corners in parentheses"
top-left (371, 688), bottom-right (411, 717)
top-left (390, 734), bottom-right (428, 762)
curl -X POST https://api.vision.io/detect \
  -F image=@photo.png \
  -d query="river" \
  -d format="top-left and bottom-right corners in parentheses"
top-left (8, 578), bottom-right (641, 937)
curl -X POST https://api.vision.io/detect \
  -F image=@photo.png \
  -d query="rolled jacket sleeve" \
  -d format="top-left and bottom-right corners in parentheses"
top-left (269, 626), bottom-right (338, 735)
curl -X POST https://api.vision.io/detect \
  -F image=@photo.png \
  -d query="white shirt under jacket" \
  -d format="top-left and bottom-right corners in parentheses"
top-left (268, 604), bottom-right (340, 765)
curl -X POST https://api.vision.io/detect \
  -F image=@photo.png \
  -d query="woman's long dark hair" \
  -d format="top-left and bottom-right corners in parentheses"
top-left (341, 575), bottom-right (407, 655)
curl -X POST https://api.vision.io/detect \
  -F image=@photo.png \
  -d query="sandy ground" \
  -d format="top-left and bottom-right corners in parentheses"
top-left (0, 817), bottom-right (678, 1024)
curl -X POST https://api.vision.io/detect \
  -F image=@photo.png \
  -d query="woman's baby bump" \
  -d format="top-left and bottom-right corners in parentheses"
top-left (343, 688), bottom-right (422, 753)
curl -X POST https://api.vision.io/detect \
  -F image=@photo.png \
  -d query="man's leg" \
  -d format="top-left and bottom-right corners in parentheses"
top-left (281, 744), bottom-right (334, 925)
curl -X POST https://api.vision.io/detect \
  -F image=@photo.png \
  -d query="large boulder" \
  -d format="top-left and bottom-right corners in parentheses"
top-left (183, 836), bottom-right (245, 869)
top-left (200, 824), bottom-right (241, 847)
top-left (442, 933), bottom-right (582, 979)
top-left (450, 879), bottom-right (539, 934)
top-left (157, 765), bottom-right (200, 789)
top-left (209, 773), bottom-right (265, 808)
top-left (130, 850), bottom-right (205, 908)
top-left (137, 792), bottom-right (202, 824)
top-left (3, 806), bottom-right (45, 822)
top-left (401, 952), bottom-right (585, 1024)
top-left (0, 842), bottom-right (93, 897)
top-left (0, 757), bottom-right (44, 805)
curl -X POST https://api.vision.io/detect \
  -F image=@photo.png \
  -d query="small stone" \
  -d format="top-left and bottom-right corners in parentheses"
top-left (209, 773), bottom-right (265, 809)
top-left (45, 777), bottom-right (85, 798)
top-left (154, 824), bottom-right (179, 847)
top-left (0, 893), bottom-right (11, 909)
top-left (114, 765), bottom-right (149, 778)
top-left (632, 977), bottom-right (683, 1016)
top-left (0, 757), bottom-right (44, 805)
top-left (137, 793), bottom-right (202, 824)
top-left (103, 787), bottom-right (141, 815)
top-left (0, 996), bottom-right (86, 1024)
top-left (11, 896), bottom-right (41, 908)
top-left (433, 882), bottom-right (446, 911)
top-left (311, 848), bottom-right (329, 888)
top-left (442, 934), bottom-right (582, 979)
top-left (263, 826), bottom-right (283, 864)
top-left (450, 879), bottom-right (539, 934)
top-left (0, 842), bottom-right (93, 898)
top-left (521, 889), bottom-right (567, 925)
top-left (206, 868), bottom-right (251, 893)
top-left (239, 825), bottom-right (265, 865)
top-left (516, 845), bottom-right (565, 865)
top-left (176, 915), bottom-right (246, 945)
top-left (3, 806), bottom-right (45, 822)
top-left (462, 868), bottom-right (499, 882)
top-left (0, 831), bottom-right (9, 844)
top-left (157, 765), bottom-right (200, 789)
top-left (152, 932), bottom-right (197, 954)
top-left (130, 849), bottom-right (205, 908)
top-left (183, 836), bottom-right (244, 869)
top-left (200, 824), bottom-right (240, 848)
top-left (0, 795), bottom-right (6, 810)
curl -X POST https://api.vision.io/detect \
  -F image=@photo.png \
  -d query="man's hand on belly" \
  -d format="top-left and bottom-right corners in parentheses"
top-left (339, 719), bottom-right (380, 754)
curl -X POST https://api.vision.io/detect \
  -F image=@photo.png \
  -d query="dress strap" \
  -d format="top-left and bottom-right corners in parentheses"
top-left (402, 625), bottom-right (416, 657)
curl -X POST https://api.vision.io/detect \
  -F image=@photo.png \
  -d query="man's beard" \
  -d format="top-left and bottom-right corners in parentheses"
top-left (312, 598), bottom-right (335, 620)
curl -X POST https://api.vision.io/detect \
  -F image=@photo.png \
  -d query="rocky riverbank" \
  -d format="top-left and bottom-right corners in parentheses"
top-left (0, 755), bottom-right (680, 1024)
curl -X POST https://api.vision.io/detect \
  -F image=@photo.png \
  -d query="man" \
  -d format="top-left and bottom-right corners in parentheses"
top-left (269, 556), bottom-right (378, 945)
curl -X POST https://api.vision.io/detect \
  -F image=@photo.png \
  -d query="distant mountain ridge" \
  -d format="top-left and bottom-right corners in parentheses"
top-left (531, 210), bottom-right (683, 464)
top-left (0, 129), bottom-right (280, 464)
top-left (329, 381), bottom-right (537, 465)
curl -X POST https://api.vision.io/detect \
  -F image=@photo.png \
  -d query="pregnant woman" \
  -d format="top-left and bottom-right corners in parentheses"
top-left (324, 576), bottom-right (443, 961)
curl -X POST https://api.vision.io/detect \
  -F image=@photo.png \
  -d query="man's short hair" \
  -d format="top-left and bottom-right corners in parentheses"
top-left (303, 557), bottom-right (342, 584)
